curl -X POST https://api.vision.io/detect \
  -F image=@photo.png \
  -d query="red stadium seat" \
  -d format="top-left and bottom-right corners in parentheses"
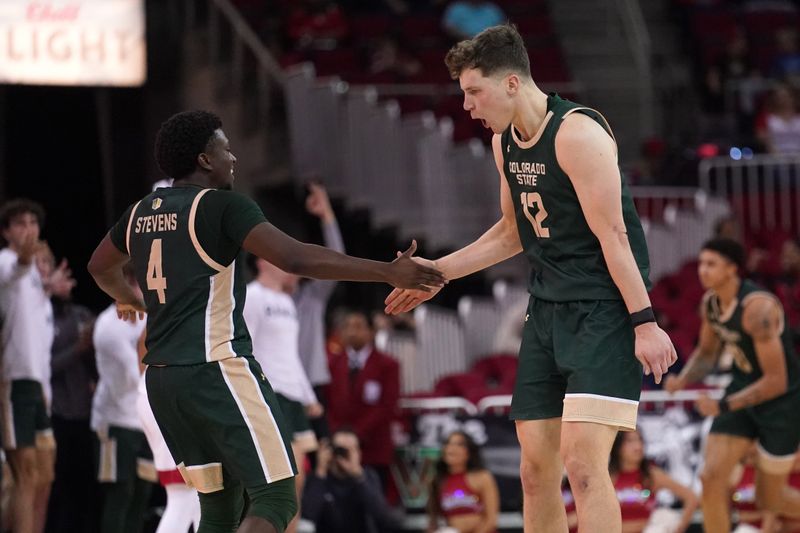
top-left (312, 48), bottom-right (361, 76)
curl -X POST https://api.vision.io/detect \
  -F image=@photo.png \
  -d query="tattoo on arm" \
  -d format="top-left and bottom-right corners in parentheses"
top-left (680, 351), bottom-right (717, 384)
top-left (745, 299), bottom-right (780, 342)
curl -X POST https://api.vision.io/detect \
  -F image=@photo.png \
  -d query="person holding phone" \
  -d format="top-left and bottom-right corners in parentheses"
top-left (302, 428), bottom-right (401, 533)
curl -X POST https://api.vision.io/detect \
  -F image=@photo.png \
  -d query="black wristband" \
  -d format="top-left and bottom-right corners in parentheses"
top-left (630, 306), bottom-right (656, 328)
top-left (718, 397), bottom-right (731, 413)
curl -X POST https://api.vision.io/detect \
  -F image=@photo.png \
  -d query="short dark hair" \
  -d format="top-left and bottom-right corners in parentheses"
top-left (344, 308), bottom-right (375, 330)
top-left (154, 110), bottom-right (223, 179)
top-left (444, 24), bottom-right (530, 80)
top-left (0, 198), bottom-right (45, 230)
top-left (702, 238), bottom-right (746, 272)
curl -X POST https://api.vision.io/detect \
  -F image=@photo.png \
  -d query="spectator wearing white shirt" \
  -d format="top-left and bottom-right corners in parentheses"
top-left (294, 183), bottom-right (345, 440)
top-left (91, 266), bottom-right (152, 533)
top-left (244, 258), bottom-right (323, 533)
top-left (0, 199), bottom-right (64, 533)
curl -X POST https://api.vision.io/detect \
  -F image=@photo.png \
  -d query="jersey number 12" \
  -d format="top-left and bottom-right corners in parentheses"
top-left (520, 192), bottom-right (550, 238)
top-left (147, 239), bottom-right (167, 304)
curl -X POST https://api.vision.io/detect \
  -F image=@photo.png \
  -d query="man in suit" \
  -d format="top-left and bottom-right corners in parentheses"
top-left (327, 310), bottom-right (400, 490)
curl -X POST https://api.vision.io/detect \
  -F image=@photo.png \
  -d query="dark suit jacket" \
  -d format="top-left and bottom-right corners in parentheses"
top-left (327, 347), bottom-right (400, 467)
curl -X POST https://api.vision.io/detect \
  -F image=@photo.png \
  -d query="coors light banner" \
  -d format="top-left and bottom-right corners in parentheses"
top-left (0, 0), bottom-right (146, 86)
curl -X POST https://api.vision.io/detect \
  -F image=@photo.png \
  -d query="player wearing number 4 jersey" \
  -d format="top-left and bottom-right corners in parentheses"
top-left (384, 24), bottom-right (677, 533)
top-left (87, 110), bottom-right (445, 533)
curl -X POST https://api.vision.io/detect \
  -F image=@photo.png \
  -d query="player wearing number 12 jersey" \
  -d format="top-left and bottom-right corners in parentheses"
top-left (384, 25), bottom-right (677, 532)
top-left (87, 111), bottom-right (445, 533)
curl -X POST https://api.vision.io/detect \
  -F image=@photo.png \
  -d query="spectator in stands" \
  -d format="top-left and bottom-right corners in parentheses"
top-left (368, 36), bottom-right (422, 81)
top-left (287, 0), bottom-right (349, 51)
top-left (302, 428), bottom-right (401, 533)
top-left (427, 430), bottom-right (499, 533)
top-left (91, 266), bottom-right (152, 533)
top-left (442, 0), bottom-right (506, 41)
top-left (755, 84), bottom-right (800, 154)
top-left (0, 199), bottom-right (70, 533)
top-left (703, 29), bottom-right (760, 115)
top-left (608, 430), bottom-right (699, 533)
top-left (45, 250), bottom-right (97, 533)
top-left (772, 29), bottom-right (800, 87)
top-left (327, 310), bottom-right (400, 490)
top-left (295, 183), bottom-right (345, 441)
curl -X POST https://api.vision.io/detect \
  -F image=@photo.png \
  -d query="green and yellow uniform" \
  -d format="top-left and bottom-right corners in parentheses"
top-left (503, 94), bottom-right (651, 430)
top-left (109, 184), bottom-right (296, 493)
top-left (705, 280), bottom-right (800, 469)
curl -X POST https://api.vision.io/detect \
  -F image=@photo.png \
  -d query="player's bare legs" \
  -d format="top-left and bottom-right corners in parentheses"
top-left (560, 421), bottom-right (619, 533)
top-left (755, 469), bottom-right (800, 519)
top-left (699, 434), bottom-right (752, 533)
top-left (32, 448), bottom-right (54, 533)
top-left (6, 447), bottom-right (39, 533)
top-left (516, 418), bottom-right (567, 533)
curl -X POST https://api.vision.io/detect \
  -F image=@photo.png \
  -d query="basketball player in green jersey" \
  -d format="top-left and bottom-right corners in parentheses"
top-left (665, 238), bottom-right (800, 533)
top-left (384, 25), bottom-right (677, 532)
top-left (87, 110), bottom-right (445, 533)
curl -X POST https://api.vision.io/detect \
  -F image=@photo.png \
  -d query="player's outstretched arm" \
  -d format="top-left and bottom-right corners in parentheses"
top-left (557, 114), bottom-right (676, 383)
top-left (384, 134), bottom-right (522, 314)
top-left (242, 222), bottom-right (445, 290)
top-left (87, 233), bottom-right (145, 319)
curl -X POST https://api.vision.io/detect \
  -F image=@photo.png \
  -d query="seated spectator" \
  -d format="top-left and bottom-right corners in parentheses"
top-left (441, 0), bottom-right (506, 41)
top-left (327, 310), bottom-right (400, 490)
top-left (755, 84), bottom-right (800, 154)
top-left (369, 36), bottom-right (422, 80)
top-left (287, 0), bottom-right (349, 51)
top-left (302, 428), bottom-right (401, 533)
top-left (427, 430), bottom-right (499, 533)
top-left (772, 29), bottom-right (800, 86)
top-left (609, 429), bottom-right (699, 533)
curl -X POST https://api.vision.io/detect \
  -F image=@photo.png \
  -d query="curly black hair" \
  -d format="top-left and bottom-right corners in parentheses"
top-left (0, 198), bottom-right (45, 230)
top-left (154, 111), bottom-right (223, 179)
top-left (702, 237), bottom-right (746, 273)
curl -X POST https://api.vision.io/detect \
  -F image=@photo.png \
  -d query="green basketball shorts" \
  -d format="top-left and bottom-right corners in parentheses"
top-left (145, 356), bottom-right (297, 493)
top-left (711, 386), bottom-right (800, 474)
top-left (275, 394), bottom-right (318, 453)
top-left (510, 297), bottom-right (643, 430)
top-left (94, 425), bottom-right (153, 483)
top-left (0, 379), bottom-right (54, 450)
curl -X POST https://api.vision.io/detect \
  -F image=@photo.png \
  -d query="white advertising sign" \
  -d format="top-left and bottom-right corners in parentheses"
top-left (0, 0), bottom-right (146, 86)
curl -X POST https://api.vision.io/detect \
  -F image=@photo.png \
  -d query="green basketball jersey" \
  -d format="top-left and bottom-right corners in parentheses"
top-left (704, 279), bottom-right (800, 393)
top-left (500, 93), bottom-right (651, 302)
top-left (109, 184), bottom-right (266, 366)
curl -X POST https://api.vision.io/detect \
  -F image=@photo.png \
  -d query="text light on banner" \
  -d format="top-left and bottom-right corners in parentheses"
top-left (0, 0), bottom-right (146, 87)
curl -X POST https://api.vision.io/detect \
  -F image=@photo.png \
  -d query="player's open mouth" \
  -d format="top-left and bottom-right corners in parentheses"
top-left (481, 119), bottom-right (488, 128)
